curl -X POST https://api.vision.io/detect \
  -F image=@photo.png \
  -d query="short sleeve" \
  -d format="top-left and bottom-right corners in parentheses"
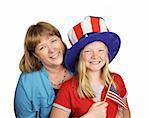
top-left (14, 74), bottom-right (36, 118)
top-left (113, 73), bottom-right (127, 99)
top-left (53, 82), bottom-right (71, 112)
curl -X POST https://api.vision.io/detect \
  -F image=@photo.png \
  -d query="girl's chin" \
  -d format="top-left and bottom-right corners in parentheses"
top-left (87, 65), bottom-right (105, 71)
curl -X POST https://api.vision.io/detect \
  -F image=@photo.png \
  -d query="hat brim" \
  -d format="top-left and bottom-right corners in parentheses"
top-left (65, 32), bottom-right (121, 73)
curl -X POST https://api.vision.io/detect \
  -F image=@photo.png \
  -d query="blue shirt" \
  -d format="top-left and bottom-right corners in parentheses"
top-left (14, 67), bottom-right (55, 118)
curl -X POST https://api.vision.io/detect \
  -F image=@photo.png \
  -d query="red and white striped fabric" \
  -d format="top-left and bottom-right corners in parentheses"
top-left (68, 16), bottom-right (109, 45)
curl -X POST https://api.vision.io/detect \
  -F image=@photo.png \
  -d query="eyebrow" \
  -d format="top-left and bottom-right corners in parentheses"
top-left (37, 38), bottom-right (52, 46)
top-left (37, 42), bottom-right (47, 47)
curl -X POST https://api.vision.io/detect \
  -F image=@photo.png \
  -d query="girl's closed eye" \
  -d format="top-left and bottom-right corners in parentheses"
top-left (84, 50), bottom-right (92, 54)
top-left (84, 50), bottom-right (90, 53)
top-left (98, 49), bottom-right (104, 52)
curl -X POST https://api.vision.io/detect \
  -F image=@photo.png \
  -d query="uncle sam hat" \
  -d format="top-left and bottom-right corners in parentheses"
top-left (65, 16), bottom-right (121, 73)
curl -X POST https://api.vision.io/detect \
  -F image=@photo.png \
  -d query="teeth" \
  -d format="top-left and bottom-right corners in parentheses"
top-left (90, 61), bottom-right (100, 64)
top-left (50, 53), bottom-right (59, 59)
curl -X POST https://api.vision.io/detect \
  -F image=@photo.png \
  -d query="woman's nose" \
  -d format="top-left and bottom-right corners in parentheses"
top-left (47, 44), bottom-right (55, 53)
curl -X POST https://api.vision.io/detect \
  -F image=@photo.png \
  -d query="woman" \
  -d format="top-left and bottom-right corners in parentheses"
top-left (14, 21), bottom-right (107, 118)
top-left (14, 22), bottom-right (72, 117)
top-left (50, 16), bottom-right (131, 118)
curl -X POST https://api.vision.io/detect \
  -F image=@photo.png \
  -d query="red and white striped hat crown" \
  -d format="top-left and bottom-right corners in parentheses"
top-left (65, 16), bottom-right (121, 72)
top-left (68, 16), bottom-right (109, 45)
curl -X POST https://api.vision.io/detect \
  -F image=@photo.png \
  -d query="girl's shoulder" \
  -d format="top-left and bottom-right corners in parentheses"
top-left (112, 72), bottom-right (124, 84)
top-left (61, 76), bottom-right (78, 89)
top-left (112, 73), bottom-right (127, 98)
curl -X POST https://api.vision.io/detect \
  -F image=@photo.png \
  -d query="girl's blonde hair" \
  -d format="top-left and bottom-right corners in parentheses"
top-left (77, 50), bottom-right (114, 98)
top-left (19, 22), bottom-right (67, 72)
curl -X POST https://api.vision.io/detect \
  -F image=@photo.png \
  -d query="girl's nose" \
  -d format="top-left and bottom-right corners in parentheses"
top-left (92, 51), bottom-right (99, 59)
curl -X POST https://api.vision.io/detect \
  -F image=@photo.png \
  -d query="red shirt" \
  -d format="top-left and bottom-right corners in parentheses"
top-left (53, 73), bottom-right (127, 118)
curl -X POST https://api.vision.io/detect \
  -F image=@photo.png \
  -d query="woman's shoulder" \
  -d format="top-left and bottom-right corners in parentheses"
top-left (19, 70), bottom-right (41, 83)
top-left (15, 68), bottom-right (55, 113)
top-left (17, 68), bottom-right (48, 91)
top-left (20, 67), bottom-right (47, 81)
top-left (16, 68), bottom-right (54, 101)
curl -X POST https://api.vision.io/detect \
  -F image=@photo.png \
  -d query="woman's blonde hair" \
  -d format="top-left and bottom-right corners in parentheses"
top-left (19, 22), bottom-right (67, 72)
top-left (77, 50), bottom-right (114, 98)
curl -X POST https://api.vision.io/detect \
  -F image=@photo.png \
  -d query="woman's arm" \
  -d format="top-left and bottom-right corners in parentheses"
top-left (50, 107), bottom-right (70, 118)
top-left (14, 79), bottom-right (36, 117)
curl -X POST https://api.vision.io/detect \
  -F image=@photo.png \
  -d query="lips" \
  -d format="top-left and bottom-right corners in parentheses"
top-left (49, 52), bottom-right (59, 59)
top-left (89, 61), bottom-right (101, 64)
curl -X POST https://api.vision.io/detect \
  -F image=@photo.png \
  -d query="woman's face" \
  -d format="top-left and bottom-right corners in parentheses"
top-left (35, 35), bottom-right (65, 68)
top-left (82, 41), bottom-right (108, 72)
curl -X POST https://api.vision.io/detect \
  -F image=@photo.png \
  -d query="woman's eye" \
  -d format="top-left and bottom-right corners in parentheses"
top-left (51, 39), bottom-right (57, 43)
top-left (39, 46), bottom-right (46, 50)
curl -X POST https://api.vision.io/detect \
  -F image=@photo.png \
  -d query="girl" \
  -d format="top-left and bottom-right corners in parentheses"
top-left (50, 16), bottom-right (131, 118)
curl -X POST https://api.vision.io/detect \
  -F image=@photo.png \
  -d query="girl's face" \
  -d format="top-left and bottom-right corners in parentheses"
top-left (82, 41), bottom-right (108, 72)
top-left (34, 35), bottom-right (65, 68)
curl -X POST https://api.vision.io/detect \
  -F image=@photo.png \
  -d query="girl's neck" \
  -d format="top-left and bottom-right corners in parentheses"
top-left (87, 70), bottom-right (104, 86)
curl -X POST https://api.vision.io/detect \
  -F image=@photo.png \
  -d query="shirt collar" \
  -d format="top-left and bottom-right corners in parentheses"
top-left (41, 67), bottom-right (49, 78)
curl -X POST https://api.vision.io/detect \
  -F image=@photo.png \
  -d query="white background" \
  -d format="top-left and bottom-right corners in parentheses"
top-left (0, 0), bottom-right (150, 117)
